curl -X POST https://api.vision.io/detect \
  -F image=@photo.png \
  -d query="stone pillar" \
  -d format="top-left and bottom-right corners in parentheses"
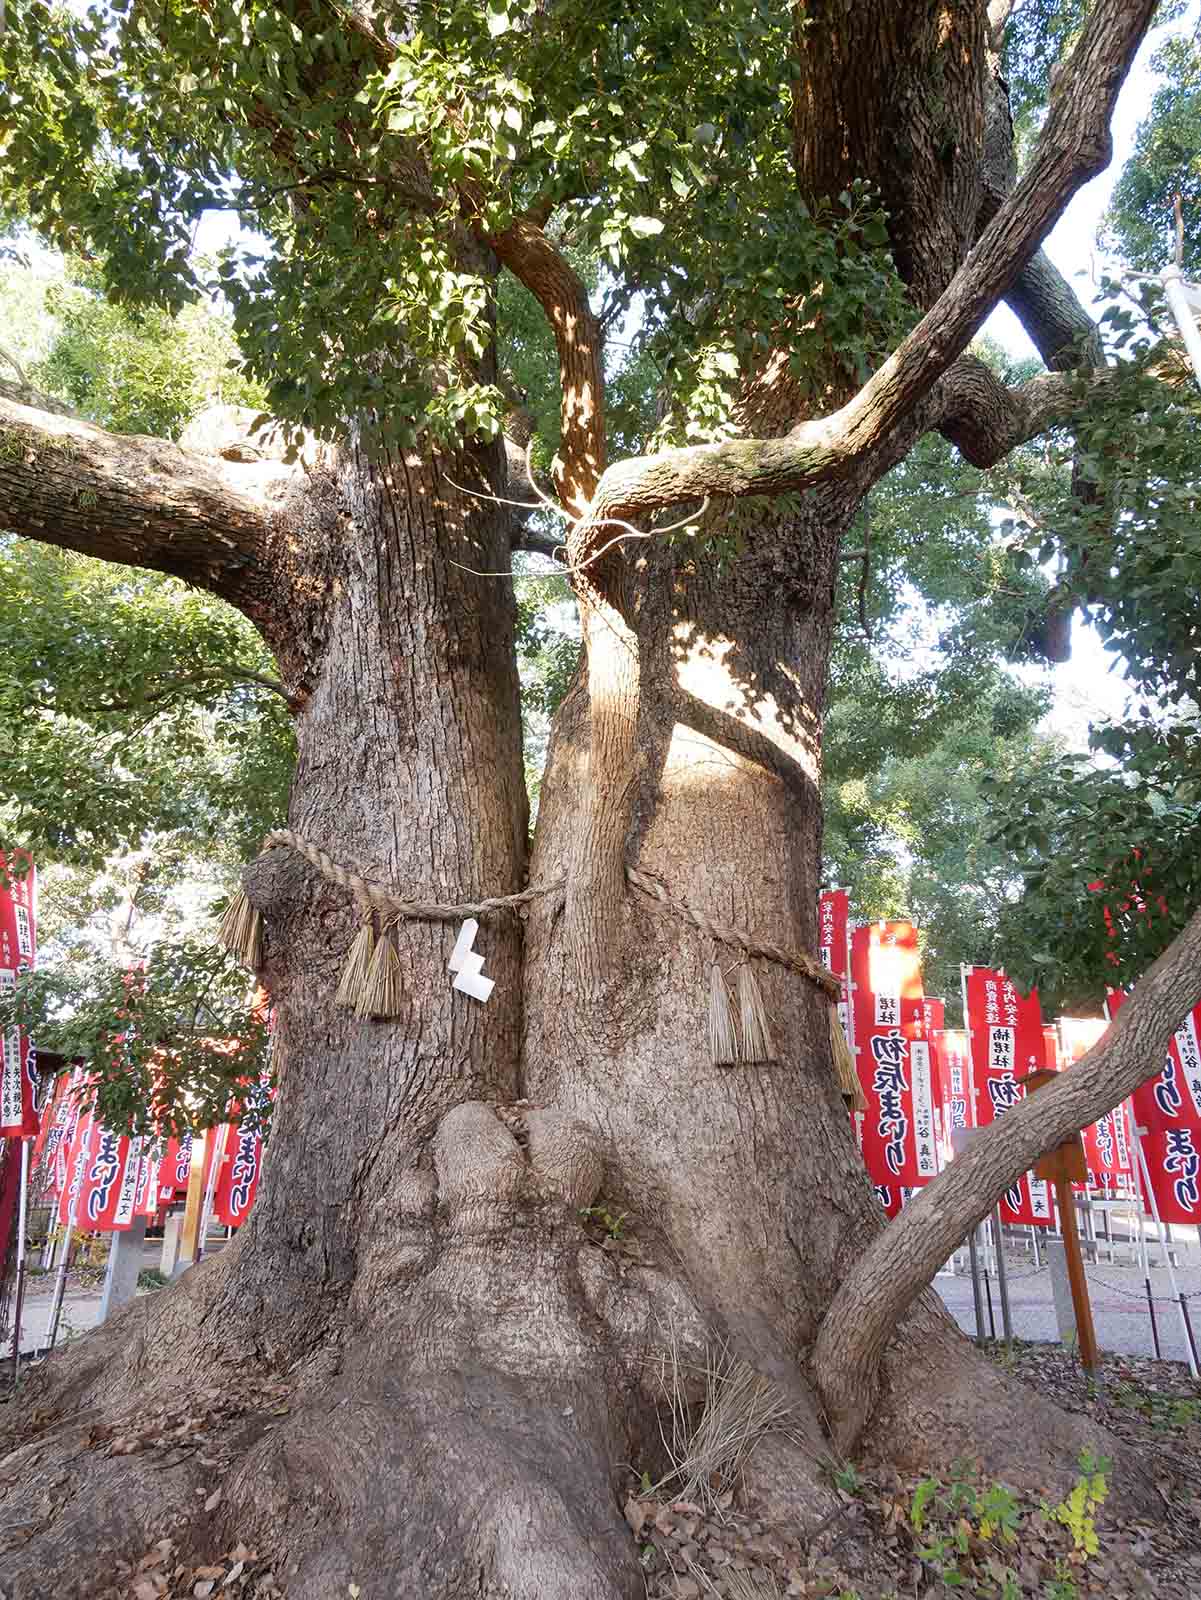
top-left (161, 1211), bottom-right (185, 1278)
top-left (100, 1216), bottom-right (148, 1323)
top-left (1045, 1237), bottom-right (1077, 1344)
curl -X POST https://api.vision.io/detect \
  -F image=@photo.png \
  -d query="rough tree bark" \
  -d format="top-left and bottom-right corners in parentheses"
top-left (0, 1), bottom-right (1183, 1596)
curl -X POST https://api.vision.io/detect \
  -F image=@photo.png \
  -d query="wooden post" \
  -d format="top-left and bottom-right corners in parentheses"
top-left (1025, 1068), bottom-right (1098, 1371)
top-left (178, 1132), bottom-right (207, 1270)
top-left (1056, 1176), bottom-right (1099, 1370)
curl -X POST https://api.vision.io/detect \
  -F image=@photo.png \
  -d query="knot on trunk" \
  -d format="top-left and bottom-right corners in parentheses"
top-left (433, 1102), bottom-right (525, 1232)
top-left (525, 1108), bottom-right (603, 1209)
top-left (432, 1102), bottom-right (605, 1231)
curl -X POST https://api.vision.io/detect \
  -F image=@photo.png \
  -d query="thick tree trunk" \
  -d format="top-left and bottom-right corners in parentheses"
top-left (0, 2), bottom-right (1168, 1587)
top-left (0, 437), bottom-right (1126, 1600)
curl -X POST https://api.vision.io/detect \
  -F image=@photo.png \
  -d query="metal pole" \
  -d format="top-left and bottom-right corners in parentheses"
top-left (967, 1225), bottom-right (986, 1342)
top-left (1030, 1224), bottom-right (1041, 1271)
top-left (9, 1140), bottom-right (30, 1384)
top-left (1180, 1295), bottom-right (1200, 1373)
top-left (982, 1250), bottom-right (997, 1341)
top-left (1131, 1122), bottom-right (1198, 1377)
top-left (45, 1155), bottom-right (83, 1355)
top-left (990, 1207), bottom-right (1014, 1346)
top-left (1145, 1277), bottom-right (1162, 1359)
top-left (1161, 266), bottom-right (1201, 390)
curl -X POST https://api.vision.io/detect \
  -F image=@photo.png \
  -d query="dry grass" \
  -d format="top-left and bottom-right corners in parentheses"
top-left (650, 1325), bottom-right (800, 1511)
top-left (708, 964), bottom-right (739, 1066)
top-left (736, 964), bottom-right (776, 1063)
top-left (682, 1554), bottom-right (784, 1599)
top-left (356, 924), bottom-right (404, 1019)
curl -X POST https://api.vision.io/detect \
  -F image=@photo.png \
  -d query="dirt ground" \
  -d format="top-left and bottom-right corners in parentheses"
top-left (1, 1340), bottom-right (1198, 1598)
top-left (632, 1343), bottom-right (1201, 1600)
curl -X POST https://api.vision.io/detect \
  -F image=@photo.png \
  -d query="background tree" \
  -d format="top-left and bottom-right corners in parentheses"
top-left (1, 3), bottom-right (1197, 1596)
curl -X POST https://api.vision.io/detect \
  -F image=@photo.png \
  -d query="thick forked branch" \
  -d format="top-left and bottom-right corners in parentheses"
top-left (935, 355), bottom-right (1110, 467)
top-left (814, 903), bottom-right (1201, 1453)
top-left (487, 214), bottom-right (607, 516)
top-left (584, 0), bottom-right (1154, 526)
top-left (1009, 248), bottom-right (1105, 371)
top-left (0, 387), bottom-right (278, 607)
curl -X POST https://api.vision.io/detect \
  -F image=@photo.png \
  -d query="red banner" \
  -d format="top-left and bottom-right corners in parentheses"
top-left (932, 1027), bottom-right (971, 1164)
top-left (158, 1135), bottom-right (196, 1202)
top-left (819, 889), bottom-right (852, 1047)
top-left (921, 1000), bottom-right (947, 1167)
top-left (850, 921), bottom-right (932, 1215)
top-left (1056, 1017), bottom-right (1134, 1187)
top-left (962, 968), bottom-right (1052, 1226)
top-left (133, 1144), bottom-right (160, 1218)
top-left (77, 1127), bottom-right (144, 1231)
top-left (1124, 998), bottom-right (1201, 1137)
top-left (1137, 1126), bottom-right (1201, 1223)
top-left (58, 1110), bottom-right (96, 1229)
top-left (1107, 990), bottom-right (1201, 1221)
top-left (0, 852), bottom-right (37, 1137)
top-left (212, 1076), bottom-right (272, 1228)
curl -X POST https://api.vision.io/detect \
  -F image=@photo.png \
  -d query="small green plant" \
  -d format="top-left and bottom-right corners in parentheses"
top-left (1049, 1450), bottom-right (1109, 1556)
top-left (1167, 1397), bottom-right (1200, 1428)
top-left (579, 1204), bottom-right (628, 1240)
top-left (1043, 1563), bottom-right (1078, 1600)
top-left (832, 1459), bottom-right (862, 1495)
top-left (137, 1267), bottom-right (168, 1290)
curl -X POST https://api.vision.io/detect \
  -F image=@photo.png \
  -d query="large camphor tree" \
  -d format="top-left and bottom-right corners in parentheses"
top-left (4, 0), bottom-right (1201, 1593)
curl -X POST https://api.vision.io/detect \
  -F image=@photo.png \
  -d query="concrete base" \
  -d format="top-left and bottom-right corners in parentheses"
top-left (160, 1211), bottom-right (186, 1278)
top-left (100, 1217), bottom-right (148, 1322)
top-left (1045, 1237), bottom-right (1077, 1345)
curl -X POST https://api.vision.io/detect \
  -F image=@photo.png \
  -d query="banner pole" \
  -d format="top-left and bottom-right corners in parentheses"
top-left (178, 1131), bottom-right (208, 1270)
top-left (197, 1122), bottom-right (229, 1263)
top-left (1131, 1119), bottom-right (1198, 1377)
top-left (45, 1147), bottom-right (82, 1355)
top-left (9, 1139), bottom-right (30, 1384)
top-left (989, 1205), bottom-right (1014, 1347)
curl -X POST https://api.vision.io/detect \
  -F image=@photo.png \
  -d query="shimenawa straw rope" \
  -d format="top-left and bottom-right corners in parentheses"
top-left (218, 828), bottom-right (840, 1030)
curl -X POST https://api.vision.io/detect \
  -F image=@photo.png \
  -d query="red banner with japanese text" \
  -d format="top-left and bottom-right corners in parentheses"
top-left (1119, 994), bottom-right (1201, 1137)
top-left (0, 851), bottom-right (37, 1137)
top-left (819, 889), bottom-right (853, 1051)
top-left (58, 1110), bottom-right (96, 1229)
top-left (962, 968), bottom-right (1052, 1226)
top-left (212, 1074), bottom-right (272, 1228)
top-left (921, 1000), bottom-right (946, 1164)
top-left (849, 921), bottom-right (934, 1216)
top-left (1107, 990), bottom-right (1201, 1222)
top-left (932, 1027), bottom-right (971, 1165)
top-left (76, 1128), bottom-right (145, 1231)
top-left (1057, 1017), bottom-right (1135, 1189)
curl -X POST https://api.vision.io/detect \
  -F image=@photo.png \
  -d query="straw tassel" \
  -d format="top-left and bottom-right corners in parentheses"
top-left (355, 923), bottom-right (405, 1020)
top-left (829, 1004), bottom-right (866, 1110)
top-left (708, 963), bottom-right (739, 1067)
top-left (217, 887), bottom-right (263, 971)
top-left (737, 964), bottom-right (776, 1063)
top-left (335, 919), bottom-right (377, 1010)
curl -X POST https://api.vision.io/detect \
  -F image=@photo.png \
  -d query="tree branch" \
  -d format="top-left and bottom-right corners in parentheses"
top-left (34, 665), bottom-right (291, 717)
top-left (0, 386), bottom-right (281, 608)
top-left (813, 901), bottom-right (1201, 1453)
top-left (1007, 248), bottom-right (1105, 371)
top-left (583, 0), bottom-right (1153, 526)
top-left (483, 214), bottom-right (607, 516)
top-left (510, 523), bottom-right (565, 562)
top-left (934, 355), bottom-right (1109, 467)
